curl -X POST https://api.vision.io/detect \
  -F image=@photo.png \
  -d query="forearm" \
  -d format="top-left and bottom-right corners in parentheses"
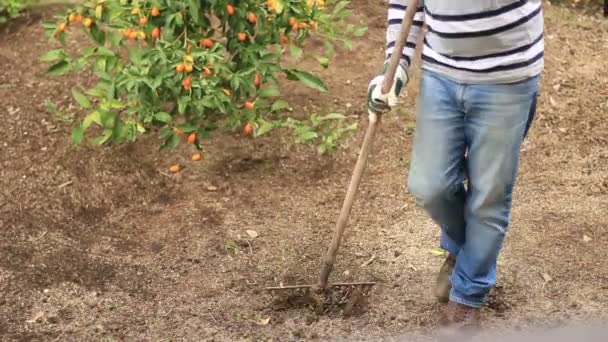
top-left (385, 0), bottom-right (425, 69)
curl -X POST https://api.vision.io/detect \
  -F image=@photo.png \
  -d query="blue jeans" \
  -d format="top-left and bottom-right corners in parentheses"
top-left (407, 69), bottom-right (540, 308)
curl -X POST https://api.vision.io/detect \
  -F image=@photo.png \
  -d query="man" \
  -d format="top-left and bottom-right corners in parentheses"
top-left (367, 0), bottom-right (543, 338)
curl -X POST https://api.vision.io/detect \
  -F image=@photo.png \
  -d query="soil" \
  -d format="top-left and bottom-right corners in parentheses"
top-left (1, 2), bottom-right (607, 341)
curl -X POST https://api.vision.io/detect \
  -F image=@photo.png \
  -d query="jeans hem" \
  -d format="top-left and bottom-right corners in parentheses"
top-left (449, 291), bottom-right (484, 308)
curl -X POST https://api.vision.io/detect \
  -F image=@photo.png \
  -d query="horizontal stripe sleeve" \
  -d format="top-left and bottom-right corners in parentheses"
top-left (422, 35), bottom-right (544, 71)
top-left (378, 1), bottom-right (545, 84)
top-left (385, 0), bottom-right (425, 68)
top-left (424, 2), bottom-right (541, 35)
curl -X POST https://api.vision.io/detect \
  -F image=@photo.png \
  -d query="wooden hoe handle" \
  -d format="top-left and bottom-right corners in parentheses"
top-left (318, 0), bottom-right (421, 289)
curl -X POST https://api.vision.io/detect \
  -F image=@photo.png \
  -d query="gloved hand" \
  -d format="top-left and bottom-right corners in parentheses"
top-left (367, 61), bottom-right (409, 114)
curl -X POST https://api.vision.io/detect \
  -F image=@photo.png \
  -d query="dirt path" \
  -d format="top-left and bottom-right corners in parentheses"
top-left (1, 2), bottom-right (607, 341)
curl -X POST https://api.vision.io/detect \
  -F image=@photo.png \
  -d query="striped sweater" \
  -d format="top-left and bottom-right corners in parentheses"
top-left (386, 0), bottom-right (544, 84)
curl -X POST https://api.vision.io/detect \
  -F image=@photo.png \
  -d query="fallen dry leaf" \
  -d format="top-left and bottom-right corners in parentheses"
top-left (361, 255), bottom-right (376, 267)
top-left (541, 272), bottom-right (553, 283)
top-left (549, 96), bottom-right (559, 108)
top-left (26, 311), bottom-right (44, 324)
top-left (257, 317), bottom-right (270, 326)
top-left (246, 230), bottom-right (258, 239)
top-left (583, 235), bottom-right (592, 243)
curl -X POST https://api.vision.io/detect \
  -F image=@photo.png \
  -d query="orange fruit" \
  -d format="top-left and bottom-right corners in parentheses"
top-left (317, 0), bottom-right (325, 7)
top-left (184, 64), bottom-right (193, 73)
top-left (57, 22), bottom-right (67, 32)
top-left (237, 32), bottom-right (247, 42)
top-left (187, 133), bottom-right (196, 144)
top-left (169, 164), bottom-right (181, 173)
top-left (292, 23), bottom-right (298, 31)
top-left (267, 0), bottom-right (277, 11)
top-left (68, 13), bottom-right (77, 23)
top-left (245, 101), bottom-right (255, 110)
top-left (131, 7), bottom-right (140, 15)
top-left (310, 21), bottom-right (317, 30)
top-left (299, 22), bottom-right (308, 29)
top-left (203, 67), bottom-right (212, 76)
top-left (138, 31), bottom-right (146, 39)
top-left (191, 153), bottom-right (202, 161)
top-left (243, 123), bottom-right (254, 135)
top-left (254, 73), bottom-right (261, 87)
top-left (227, 4), bottom-right (235, 15)
top-left (174, 128), bottom-right (185, 135)
top-left (151, 27), bottom-right (160, 40)
top-left (182, 76), bottom-right (192, 90)
top-left (151, 6), bottom-right (160, 17)
top-left (289, 17), bottom-right (296, 26)
top-left (176, 64), bottom-right (185, 72)
top-left (184, 55), bottom-right (194, 63)
top-left (83, 18), bottom-right (93, 28)
top-left (201, 38), bottom-right (213, 48)
top-left (128, 30), bottom-right (138, 40)
top-left (280, 35), bottom-right (289, 45)
top-left (75, 14), bottom-right (83, 23)
top-left (139, 16), bottom-right (148, 25)
top-left (122, 28), bottom-right (132, 37)
top-left (247, 12), bottom-right (257, 24)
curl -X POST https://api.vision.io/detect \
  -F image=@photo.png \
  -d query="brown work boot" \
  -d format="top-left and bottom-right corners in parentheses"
top-left (434, 253), bottom-right (456, 303)
top-left (436, 301), bottom-right (482, 341)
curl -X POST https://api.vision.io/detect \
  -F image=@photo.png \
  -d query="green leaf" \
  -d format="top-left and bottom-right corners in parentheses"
top-left (96, 47), bottom-right (116, 57)
top-left (271, 100), bottom-right (290, 112)
top-left (46, 60), bottom-right (70, 76)
top-left (258, 86), bottom-right (280, 98)
top-left (90, 25), bottom-right (106, 45)
top-left (71, 88), bottom-right (92, 109)
top-left (39, 49), bottom-right (65, 62)
top-left (289, 44), bottom-right (303, 61)
top-left (91, 129), bottom-right (113, 145)
top-left (82, 111), bottom-right (101, 129)
top-left (298, 130), bottom-right (318, 141)
top-left (95, 4), bottom-right (103, 19)
top-left (187, 0), bottom-right (201, 23)
top-left (284, 69), bottom-right (328, 92)
top-left (159, 126), bottom-right (172, 139)
top-left (320, 113), bottom-right (346, 121)
top-left (431, 248), bottom-right (447, 257)
top-left (316, 56), bottom-right (330, 69)
top-left (160, 133), bottom-right (181, 150)
top-left (332, 0), bottom-right (350, 15)
top-left (354, 26), bottom-right (368, 37)
top-left (72, 126), bottom-right (84, 144)
top-left (178, 96), bottom-right (190, 114)
top-left (154, 112), bottom-right (172, 123)
top-left (254, 120), bottom-right (275, 137)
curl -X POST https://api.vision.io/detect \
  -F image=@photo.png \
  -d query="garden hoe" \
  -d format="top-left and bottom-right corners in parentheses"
top-left (265, 0), bottom-right (421, 311)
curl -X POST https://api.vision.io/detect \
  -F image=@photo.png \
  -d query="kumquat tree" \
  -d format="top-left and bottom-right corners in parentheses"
top-left (40, 0), bottom-right (367, 154)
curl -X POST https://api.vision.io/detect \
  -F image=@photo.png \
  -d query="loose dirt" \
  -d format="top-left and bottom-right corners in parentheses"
top-left (1, 2), bottom-right (607, 341)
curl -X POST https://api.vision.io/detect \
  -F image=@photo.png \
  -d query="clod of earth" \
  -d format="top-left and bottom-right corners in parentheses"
top-left (268, 286), bottom-right (371, 317)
